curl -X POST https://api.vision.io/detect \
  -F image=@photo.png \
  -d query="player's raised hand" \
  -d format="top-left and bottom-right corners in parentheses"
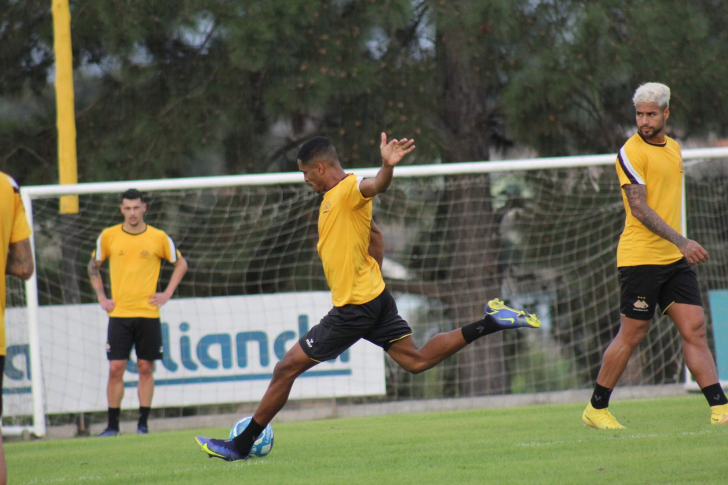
top-left (380, 132), bottom-right (415, 167)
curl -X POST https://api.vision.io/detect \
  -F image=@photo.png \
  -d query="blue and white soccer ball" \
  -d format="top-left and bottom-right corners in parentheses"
top-left (229, 416), bottom-right (274, 457)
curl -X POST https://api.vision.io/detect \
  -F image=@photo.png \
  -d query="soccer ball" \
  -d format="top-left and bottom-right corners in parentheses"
top-left (229, 416), bottom-right (274, 457)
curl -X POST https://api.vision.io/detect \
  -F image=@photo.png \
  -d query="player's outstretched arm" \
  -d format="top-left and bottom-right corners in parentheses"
top-left (149, 255), bottom-right (188, 307)
top-left (624, 184), bottom-right (709, 264)
top-left (87, 257), bottom-right (115, 313)
top-left (360, 132), bottom-right (415, 198)
top-left (6, 238), bottom-right (34, 280)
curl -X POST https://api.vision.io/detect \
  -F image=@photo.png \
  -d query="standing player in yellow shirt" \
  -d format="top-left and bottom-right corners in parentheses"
top-left (582, 83), bottom-right (728, 429)
top-left (88, 189), bottom-right (187, 436)
top-left (196, 134), bottom-right (541, 461)
top-left (1, 172), bottom-right (34, 485)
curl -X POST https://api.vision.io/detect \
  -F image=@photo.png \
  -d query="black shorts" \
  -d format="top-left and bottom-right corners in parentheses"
top-left (619, 258), bottom-right (703, 320)
top-left (299, 289), bottom-right (413, 362)
top-left (107, 317), bottom-right (163, 361)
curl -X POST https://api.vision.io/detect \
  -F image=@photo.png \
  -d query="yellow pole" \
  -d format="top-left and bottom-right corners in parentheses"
top-left (52, 0), bottom-right (79, 213)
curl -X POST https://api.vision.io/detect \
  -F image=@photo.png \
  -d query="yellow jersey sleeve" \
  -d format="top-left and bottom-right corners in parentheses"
top-left (341, 175), bottom-right (373, 210)
top-left (158, 229), bottom-right (180, 263)
top-left (9, 182), bottom-right (31, 244)
top-left (92, 226), bottom-right (114, 262)
top-left (1, 173), bottom-right (31, 244)
top-left (616, 142), bottom-right (646, 187)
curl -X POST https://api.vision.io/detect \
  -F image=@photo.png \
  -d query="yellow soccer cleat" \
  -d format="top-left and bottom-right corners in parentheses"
top-left (582, 403), bottom-right (626, 430)
top-left (710, 403), bottom-right (728, 425)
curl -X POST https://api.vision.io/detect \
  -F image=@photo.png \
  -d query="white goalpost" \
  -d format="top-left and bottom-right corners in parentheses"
top-left (6, 147), bottom-right (728, 438)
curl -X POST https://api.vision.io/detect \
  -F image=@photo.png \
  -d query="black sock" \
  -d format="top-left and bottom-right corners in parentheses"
top-left (108, 407), bottom-right (121, 430)
top-left (701, 383), bottom-right (728, 406)
top-left (590, 383), bottom-right (613, 410)
top-left (138, 406), bottom-right (151, 427)
top-left (232, 418), bottom-right (265, 456)
top-left (461, 315), bottom-right (500, 344)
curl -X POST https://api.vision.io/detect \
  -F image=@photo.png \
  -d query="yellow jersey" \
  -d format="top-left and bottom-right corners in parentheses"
top-left (317, 174), bottom-right (385, 306)
top-left (93, 224), bottom-right (181, 318)
top-left (615, 133), bottom-right (684, 266)
top-left (0, 172), bottom-right (33, 355)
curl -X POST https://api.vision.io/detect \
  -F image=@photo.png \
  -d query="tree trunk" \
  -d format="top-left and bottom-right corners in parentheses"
top-left (435, 21), bottom-right (507, 396)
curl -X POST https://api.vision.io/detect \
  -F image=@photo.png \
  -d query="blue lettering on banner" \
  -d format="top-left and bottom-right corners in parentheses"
top-left (5, 345), bottom-right (30, 380)
top-left (2, 345), bottom-right (32, 395)
top-left (3, 314), bottom-right (354, 395)
top-left (118, 314), bottom-right (352, 389)
top-left (236, 331), bottom-right (269, 368)
top-left (198, 334), bottom-right (233, 369)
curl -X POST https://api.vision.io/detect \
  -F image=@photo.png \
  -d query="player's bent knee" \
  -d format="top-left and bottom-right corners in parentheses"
top-left (273, 352), bottom-right (314, 381)
top-left (395, 357), bottom-right (429, 375)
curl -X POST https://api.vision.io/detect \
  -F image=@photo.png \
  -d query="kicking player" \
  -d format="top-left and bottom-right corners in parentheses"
top-left (196, 133), bottom-right (541, 460)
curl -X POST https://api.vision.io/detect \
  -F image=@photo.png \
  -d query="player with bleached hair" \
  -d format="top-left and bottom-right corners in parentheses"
top-left (196, 133), bottom-right (542, 461)
top-left (582, 82), bottom-right (728, 429)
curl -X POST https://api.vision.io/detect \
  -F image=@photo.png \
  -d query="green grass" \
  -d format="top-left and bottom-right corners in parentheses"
top-left (7, 395), bottom-right (728, 484)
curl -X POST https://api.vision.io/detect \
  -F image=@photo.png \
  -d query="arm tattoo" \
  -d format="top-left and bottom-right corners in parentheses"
top-left (623, 184), bottom-right (686, 248)
top-left (88, 258), bottom-right (101, 279)
top-left (6, 239), bottom-right (34, 280)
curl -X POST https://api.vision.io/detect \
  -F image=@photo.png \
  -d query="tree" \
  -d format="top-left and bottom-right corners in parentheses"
top-left (503, 0), bottom-right (728, 156)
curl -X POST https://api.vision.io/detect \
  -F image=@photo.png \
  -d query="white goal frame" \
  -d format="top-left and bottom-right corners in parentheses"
top-left (11, 146), bottom-right (728, 438)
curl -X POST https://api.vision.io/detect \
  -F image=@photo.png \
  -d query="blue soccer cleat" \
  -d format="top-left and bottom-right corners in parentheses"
top-left (137, 424), bottom-right (149, 434)
top-left (195, 436), bottom-right (249, 462)
top-left (99, 427), bottom-right (120, 437)
top-left (484, 298), bottom-right (541, 329)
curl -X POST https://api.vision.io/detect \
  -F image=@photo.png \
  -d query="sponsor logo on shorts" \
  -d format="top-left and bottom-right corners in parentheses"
top-left (633, 297), bottom-right (649, 311)
top-left (306, 338), bottom-right (314, 348)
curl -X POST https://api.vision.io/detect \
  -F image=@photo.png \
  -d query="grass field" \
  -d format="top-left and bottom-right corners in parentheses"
top-left (6, 395), bottom-right (728, 484)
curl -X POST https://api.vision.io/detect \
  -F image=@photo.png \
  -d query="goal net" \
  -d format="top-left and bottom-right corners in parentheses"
top-left (6, 149), bottom-right (728, 437)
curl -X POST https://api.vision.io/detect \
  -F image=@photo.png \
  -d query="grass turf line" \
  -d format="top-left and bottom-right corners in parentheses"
top-left (6, 395), bottom-right (728, 484)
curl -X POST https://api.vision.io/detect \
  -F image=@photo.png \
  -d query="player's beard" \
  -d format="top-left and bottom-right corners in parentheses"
top-left (640, 121), bottom-right (664, 141)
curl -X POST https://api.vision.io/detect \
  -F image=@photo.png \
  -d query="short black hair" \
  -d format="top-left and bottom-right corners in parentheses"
top-left (121, 188), bottom-right (145, 202)
top-left (297, 136), bottom-right (338, 165)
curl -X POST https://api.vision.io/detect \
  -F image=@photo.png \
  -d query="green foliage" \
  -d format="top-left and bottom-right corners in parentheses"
top-left (4, 1), bottom-right (728, 182)
top-left (503, 0), bottom-right (728, 155)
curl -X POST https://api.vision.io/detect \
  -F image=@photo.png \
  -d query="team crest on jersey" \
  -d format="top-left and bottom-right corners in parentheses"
top-left (322, 201), bottom-right (331, 213)
top-left (140, 250), bottom-right (150, 259)
top-left (633, 297), bottom-right (649, 310)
